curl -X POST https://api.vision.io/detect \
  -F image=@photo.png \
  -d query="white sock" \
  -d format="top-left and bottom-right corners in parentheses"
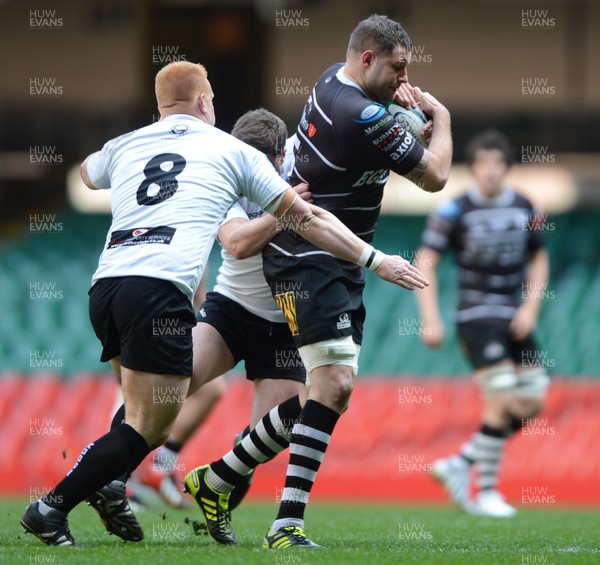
top-left (270, 517), bottom-right (304, 534)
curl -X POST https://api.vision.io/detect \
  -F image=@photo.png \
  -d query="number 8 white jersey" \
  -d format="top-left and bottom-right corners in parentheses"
top-left (87, 114), bottom-right (289, 301)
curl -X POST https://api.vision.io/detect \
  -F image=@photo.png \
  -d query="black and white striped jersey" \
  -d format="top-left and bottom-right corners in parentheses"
top-left (422, 187), bottom-right (545, 322)
top-left (264, 63), bottom-right (424, 258)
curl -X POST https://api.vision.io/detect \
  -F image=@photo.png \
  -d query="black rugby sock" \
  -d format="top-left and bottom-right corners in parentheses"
top-left (42, 423), bottom-right (149, 514)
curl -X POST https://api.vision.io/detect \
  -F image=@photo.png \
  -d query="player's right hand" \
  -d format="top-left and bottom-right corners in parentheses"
top-left (374, 254), bottom-right (429, 291)
top-left (293, 182), bottom-right (313, 203)
top-left (421, 318), bottom-right (445, 348)
top-left (394, 83), bottom-right (417, 108)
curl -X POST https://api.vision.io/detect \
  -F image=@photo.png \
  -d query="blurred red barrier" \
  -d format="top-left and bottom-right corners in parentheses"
top-left (2, 373), bottom-right (598, 506)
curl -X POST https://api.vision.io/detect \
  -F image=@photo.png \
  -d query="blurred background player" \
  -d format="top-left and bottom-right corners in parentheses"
top-left (185, 14), bottom-right (450, 549)
top-left (415, 129), bottom-right (550, 517)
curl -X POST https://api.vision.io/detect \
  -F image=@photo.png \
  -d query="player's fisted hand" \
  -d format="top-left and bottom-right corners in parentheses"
top-left (394, 83), bottom-right (417, 108)
top-left (413, 87), bottom-right (447, 118)
top-left (293, 182), bottom-right (313, 203)
top-left (374, 254), bottom-right (429, 291)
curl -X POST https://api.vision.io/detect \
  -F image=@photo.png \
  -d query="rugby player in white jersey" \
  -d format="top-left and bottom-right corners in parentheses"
top-left (21, 61), bottom-right (429, 547)
top-left (132, 109), bottom-right (310, 518)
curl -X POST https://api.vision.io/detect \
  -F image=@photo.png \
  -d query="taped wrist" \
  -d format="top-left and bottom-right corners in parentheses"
top-left (357, 245), bottom-right (385, 271)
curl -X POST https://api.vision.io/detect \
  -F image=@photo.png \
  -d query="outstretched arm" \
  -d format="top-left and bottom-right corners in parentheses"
top-left (268, 189), bottom-right (429, 291)
top-left (219, 183), bottom-right (313, 259)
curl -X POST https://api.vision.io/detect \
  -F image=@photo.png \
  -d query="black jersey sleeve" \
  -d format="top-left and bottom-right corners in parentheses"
top-left (523, 201), bottom-right (545, 253)
top-left (332, 95), bottom-right (424, 176)
top-left (421, 198), bottom-right (463, 254)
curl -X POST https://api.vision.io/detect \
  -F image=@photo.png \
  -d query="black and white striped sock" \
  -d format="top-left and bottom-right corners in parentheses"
top-left (271, 399), bottom-right (340, 531)
top-left (205, 395), bottom-right (302, 493)
top-left (460, 424), bottom-right (507, 492)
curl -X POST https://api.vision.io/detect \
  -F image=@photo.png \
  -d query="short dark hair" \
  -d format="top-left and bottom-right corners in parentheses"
top-left (347, 14), bottom-right (413, 57)
top-left (231, 108), bottom-right (287, 158)
top-left (465, 129), bottom-right (515, 166)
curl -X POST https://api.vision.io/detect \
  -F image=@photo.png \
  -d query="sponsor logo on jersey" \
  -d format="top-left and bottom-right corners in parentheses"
top-left (354, 104), bottom-right (386, 124)
top-left (364, 116), bottom-right (394, 136)
top-left (352, 169), bottom-right (389, 187)
top-left (274, 291), bottom-right (299, 336)
top-left (247, 210), bottom-right (265, 219)
top-left (308, 123), bottom-right (317, 137)
top-left (336, 312), bottom-right (351, 330)
top-left (300, 114), bottom-right (309, 131)
top-left (170, 124), bottom-right (189, 136)
top-left (108, 226), bottom-right (176, 249)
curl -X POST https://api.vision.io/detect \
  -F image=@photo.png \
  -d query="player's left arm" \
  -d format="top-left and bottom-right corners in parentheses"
top-left (511, 247), bottom-right (550, 341)
top-left (402, 87), bottom-right (452, 193)
top-left (219, 215), bottom-right (279, 260)
top-left (220, 183), bottom-right (312, 259)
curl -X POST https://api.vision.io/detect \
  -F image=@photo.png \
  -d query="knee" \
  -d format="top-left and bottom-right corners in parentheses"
top-left (322, 365), bottom-right (354, 412)
top-left (305, 365), bottom-right (355, 414)
top-left (127, 418), bottom-right (173, 450)
top-left (509, 395), bottom-right (544, 420)
top-left (145, 429), bottom-right (170, 450)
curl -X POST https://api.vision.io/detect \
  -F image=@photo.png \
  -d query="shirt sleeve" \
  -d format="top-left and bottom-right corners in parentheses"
top-left (421, 199), bottom-right (462, 254)
top-left (222, 201), bottom-right (250, 226)
top-left (85, 132), bottom-right (132, 189)
top-left (334, 98), bottom-right (424, 176)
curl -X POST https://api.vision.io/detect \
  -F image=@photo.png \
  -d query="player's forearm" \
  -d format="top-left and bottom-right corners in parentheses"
top-left (302, 208), bottom-right (369, 264)
top-left (220, 215), bottom-right (278, 259)
top-left (414, 253), bottom-right (442, 322)
top-left (280, 202), bottom-right (372, 266)
top-left (417, 278), bottom-right (441, 323)
top-left (523, 248), bottom-right (550, 315)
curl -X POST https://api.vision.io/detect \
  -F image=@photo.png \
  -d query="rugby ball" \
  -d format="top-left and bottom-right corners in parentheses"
top-left (387, 103), bottom-right (429, 147)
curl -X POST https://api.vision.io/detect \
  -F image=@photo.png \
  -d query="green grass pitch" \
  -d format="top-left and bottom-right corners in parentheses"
top-left (3, 498), bottom-right (599, 564)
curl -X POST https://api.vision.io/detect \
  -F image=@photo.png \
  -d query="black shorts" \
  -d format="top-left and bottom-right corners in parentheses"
top-left (457, 318), bottom-right (541, 370)
top-left (89, 276), bottom-right (196, 376)
top-left (262, 254), bottom-right (366, 348)
top-left (196, 292), bottom-right (306, 382)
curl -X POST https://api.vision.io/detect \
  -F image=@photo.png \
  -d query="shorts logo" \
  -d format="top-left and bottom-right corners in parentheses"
top-left (274, 291), bottom-right (299, 336)
top-left (198, 308), bottom-right (206, 318)
top-left (483, 341), bottom-right (505, 360)
top-left (308, 123), bottom-right (317, 137)
top-left (336, 313), bottom-right (351, 330)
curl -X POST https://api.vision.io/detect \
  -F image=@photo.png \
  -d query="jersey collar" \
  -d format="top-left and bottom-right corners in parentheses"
top-left (336, 66), bottom-right (366, 95)
top-left (160, 114), bottom-right (203, 122)
top-left (467, 185), bottom-right (515, 207)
